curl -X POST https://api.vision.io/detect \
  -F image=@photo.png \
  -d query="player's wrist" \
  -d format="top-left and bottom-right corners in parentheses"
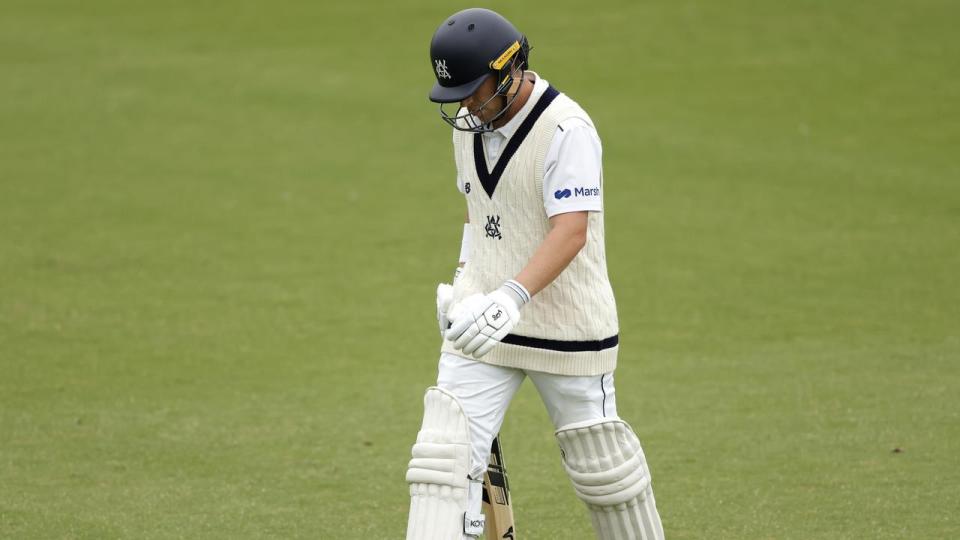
top-left (497, 279), bottom-right (531, 310)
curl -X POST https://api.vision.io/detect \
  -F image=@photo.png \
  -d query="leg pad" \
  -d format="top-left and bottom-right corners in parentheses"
top-left (406, 387), bottom-right (482, 539)
top-left (556, 419), bottom-right (665, 540)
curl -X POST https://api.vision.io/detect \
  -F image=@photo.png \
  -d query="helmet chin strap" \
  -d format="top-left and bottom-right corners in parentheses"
top-left (504, 71), bottom-right (526, 96)
top-left (504, 71), bottom-right (530, 105)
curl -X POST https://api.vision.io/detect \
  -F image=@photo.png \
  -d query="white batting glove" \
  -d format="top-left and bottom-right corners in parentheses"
top-left (436, 283), bottom-right (454, 337)
top-left (445, 280), bottom-right (531, 358)
top-left (435, 268), bottom-right (464, 337)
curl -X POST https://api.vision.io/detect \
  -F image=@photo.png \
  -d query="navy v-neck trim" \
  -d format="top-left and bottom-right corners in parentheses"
top-left (473, 86), bottom-right (560, 198)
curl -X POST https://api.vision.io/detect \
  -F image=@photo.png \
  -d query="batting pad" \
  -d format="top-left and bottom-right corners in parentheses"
top-left (406, 387), bottom-right (483, 539)
top-left (555, 419), bottom-right (665, 540)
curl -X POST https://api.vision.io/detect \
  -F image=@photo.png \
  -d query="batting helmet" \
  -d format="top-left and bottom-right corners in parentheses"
top-left (428, 8), bottom-right (531, 131)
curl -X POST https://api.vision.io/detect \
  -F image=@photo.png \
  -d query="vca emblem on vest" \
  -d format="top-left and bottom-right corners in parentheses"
top-left (485, 215), bottom-right (502, 240)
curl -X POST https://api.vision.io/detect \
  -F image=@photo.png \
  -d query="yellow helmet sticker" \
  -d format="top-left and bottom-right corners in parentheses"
top-left (490, 41), bottom-right (521, 70)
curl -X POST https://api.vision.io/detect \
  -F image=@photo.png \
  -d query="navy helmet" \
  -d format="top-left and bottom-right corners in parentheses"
top-left (428, 8), bottom-right (531, 131)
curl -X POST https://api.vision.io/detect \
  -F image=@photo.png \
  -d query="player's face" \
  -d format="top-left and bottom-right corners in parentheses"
top-left (461, 76), bottom-right (503, 125)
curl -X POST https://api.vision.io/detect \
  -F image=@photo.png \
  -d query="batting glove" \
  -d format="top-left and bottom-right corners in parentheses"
top-left (445, 280), bottom-right (530, 358)
top-left (435, 268), bottom-right (464, 337)
top-left (436, 283), bottom-right (454, 337)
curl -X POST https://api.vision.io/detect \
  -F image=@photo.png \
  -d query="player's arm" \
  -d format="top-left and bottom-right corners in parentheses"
top-left (437, 122), bottom-right (470, 334)
top-left (513, 211), bottom-right (587, 296)
top-left (516, 119), bottom-right (601, 294)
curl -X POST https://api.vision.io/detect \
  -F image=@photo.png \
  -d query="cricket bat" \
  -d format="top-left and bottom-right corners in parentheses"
top-left (482, 435), bottom-right (516, 539)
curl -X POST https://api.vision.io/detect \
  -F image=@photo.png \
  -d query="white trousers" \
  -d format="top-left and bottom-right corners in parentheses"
top-left (436, 352), bottom-right (618, 520)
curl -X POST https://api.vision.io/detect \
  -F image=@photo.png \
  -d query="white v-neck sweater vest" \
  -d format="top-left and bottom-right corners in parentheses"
top-left (441, 87), bottom-right (619, 376)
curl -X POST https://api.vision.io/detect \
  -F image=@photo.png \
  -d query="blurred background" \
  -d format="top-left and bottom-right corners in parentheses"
top-left (1, 1), bottom-right (958, 538)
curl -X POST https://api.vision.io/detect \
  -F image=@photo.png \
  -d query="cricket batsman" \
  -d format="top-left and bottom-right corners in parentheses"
top-left (406, 8), bottom-right (665, 539)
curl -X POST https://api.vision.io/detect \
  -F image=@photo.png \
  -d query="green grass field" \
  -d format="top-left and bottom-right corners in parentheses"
top-left (2, 1), bottom-right (958, 538)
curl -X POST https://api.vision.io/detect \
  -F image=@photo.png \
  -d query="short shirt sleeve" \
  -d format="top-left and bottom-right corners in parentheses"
top-left (543, 118), bottom-right (604, 217)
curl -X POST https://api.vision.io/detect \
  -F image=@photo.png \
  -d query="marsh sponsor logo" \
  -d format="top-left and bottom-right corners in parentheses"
top-left (556, 187), bottom-right (600, 200)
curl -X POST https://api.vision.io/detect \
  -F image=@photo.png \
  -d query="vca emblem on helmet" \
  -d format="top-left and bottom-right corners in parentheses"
top-left (435, 59), bottom-right (452, 80)
top-left (427, 8), bottom-right (531, 133)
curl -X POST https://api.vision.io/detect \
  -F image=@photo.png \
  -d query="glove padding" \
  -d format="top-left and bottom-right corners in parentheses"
top-left (445, 290), bottom-right (521, 358)
top-left (436, 283), bottom-right (454, 337)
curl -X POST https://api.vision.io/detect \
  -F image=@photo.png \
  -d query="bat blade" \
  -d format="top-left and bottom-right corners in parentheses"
top-left (482, 435), bottom-right (516, 539)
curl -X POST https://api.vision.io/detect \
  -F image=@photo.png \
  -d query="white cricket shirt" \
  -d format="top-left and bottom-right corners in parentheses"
top-left (455, 73), bottom-right (603, 217)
